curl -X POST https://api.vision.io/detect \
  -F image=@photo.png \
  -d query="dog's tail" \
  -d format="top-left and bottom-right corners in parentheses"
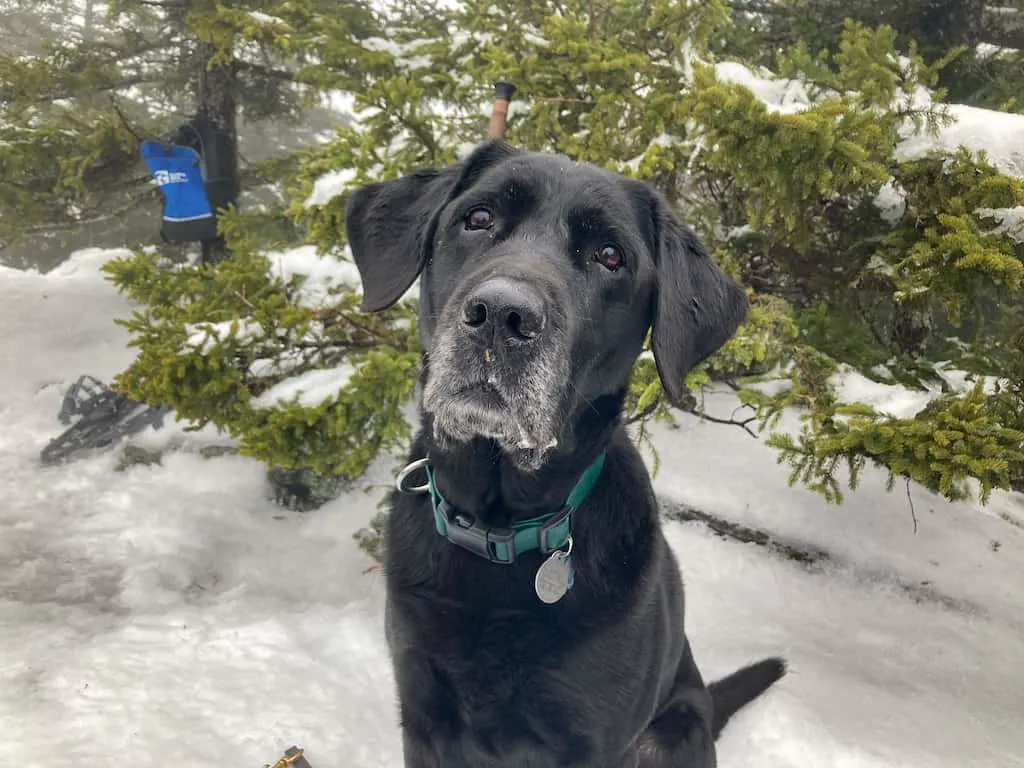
top-left (708, 657), bottom-right (786, 740)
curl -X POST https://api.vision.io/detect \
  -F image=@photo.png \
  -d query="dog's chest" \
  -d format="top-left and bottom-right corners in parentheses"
top-left (392, 591), bottom-right (574, 700)
top-left (388, 591), bottom-right (602, 765)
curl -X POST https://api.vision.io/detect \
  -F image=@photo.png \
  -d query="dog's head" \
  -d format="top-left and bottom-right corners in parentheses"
top-left (345, 140), bottom-right (747, 469)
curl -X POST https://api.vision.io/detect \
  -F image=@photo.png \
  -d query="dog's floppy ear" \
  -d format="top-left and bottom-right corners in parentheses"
top-left (648, 191), bottom-right (749, 407)
top-left (345, 139), bottom-right (519, 312)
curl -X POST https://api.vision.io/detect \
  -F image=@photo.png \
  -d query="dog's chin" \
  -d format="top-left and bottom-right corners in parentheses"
top-left (423, 385), bottom-right (560, 472)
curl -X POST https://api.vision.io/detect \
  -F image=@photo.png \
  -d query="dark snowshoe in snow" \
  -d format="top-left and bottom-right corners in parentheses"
top-left (40, 375), bottom-right (171, 466)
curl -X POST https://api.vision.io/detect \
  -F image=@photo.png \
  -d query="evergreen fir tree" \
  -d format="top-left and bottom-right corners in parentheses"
top-left (720, 0), bottom-right (1024, 111)
top-left (0, 0), bottom-right (380, 252)
top-left (10, 0), bottom-right (1019, 528)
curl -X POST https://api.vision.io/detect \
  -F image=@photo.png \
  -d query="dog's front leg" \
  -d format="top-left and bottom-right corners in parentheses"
top-left (393, 651), bottom-right (462, 768)
top-left (399, 723), bottom-right (442, 768)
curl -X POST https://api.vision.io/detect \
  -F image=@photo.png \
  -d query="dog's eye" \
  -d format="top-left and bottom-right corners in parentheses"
top-left (595, 244), bottom-right (624, 271)
top-left (465, 207), bottom-right (494, 230)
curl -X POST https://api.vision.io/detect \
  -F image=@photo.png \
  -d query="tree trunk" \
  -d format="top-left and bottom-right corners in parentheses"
top-left (195, 40), bottom-right (237, 183)
top-left (190, 0), bottom-right (239, 265)
top-left (891, 303), bottom-right (932, 356)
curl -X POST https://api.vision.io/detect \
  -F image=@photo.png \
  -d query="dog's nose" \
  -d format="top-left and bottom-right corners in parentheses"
top-left (462, 278), bottom-right (546, 344)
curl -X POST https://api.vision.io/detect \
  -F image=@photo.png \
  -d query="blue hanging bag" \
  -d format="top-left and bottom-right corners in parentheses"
top-left (140, 140), bottom-right (220, 243)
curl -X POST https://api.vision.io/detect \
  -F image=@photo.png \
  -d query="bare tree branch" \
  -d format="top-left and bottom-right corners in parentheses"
top-left (5, 74), bottom-right (161, 105)
top-left (624, 400), bottom-right (659, 426)
top-left (686, 406), bottom-right (760, 438)
top-left (905, 478), bottom-right (919, 534)
top-left (234, 61), bottom-right (301, 83)
top-left (624, 391), bottom-right (760, 438)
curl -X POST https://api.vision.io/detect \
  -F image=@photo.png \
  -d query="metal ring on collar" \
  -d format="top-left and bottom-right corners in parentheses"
top-left (396, 457), bottom-right (432, 494)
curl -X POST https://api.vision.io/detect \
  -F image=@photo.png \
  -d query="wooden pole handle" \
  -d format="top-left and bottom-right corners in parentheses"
top-left (487, 81), bottom-right (517, 139)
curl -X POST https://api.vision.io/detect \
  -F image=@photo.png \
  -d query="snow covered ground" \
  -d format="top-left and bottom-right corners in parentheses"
top-left (2, 251), bottom-right (1024, 768)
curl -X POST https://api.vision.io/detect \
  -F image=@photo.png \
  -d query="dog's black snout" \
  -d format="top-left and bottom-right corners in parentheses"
top-left (462, 278), bottom-right (546, 344)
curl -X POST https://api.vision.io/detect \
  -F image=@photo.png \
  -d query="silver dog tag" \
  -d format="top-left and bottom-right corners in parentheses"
top-left (534, 551), bottom-right (572, 604)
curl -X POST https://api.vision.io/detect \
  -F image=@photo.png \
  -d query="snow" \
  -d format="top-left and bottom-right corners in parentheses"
top-left (174, 244), bottom-right (409, 374)
top-left (897, 103), bottom-right (1024, 177)
top-left (872, 180), bottom-right (907, 225)
top-left (976, 42), bottom-right (1020, 58)
top-left (179, 246), bottom-right (369, 382)
top-left (826, 360), bottom-right (1007, 422)
top-left (251, 364), bottom-right (356, 408)
top-left (248, 11), bottom-right (287, 26)
top-left (304, 40), bottom-right (1023, 241)
top-left (321, 89), bottom-right (356, 116)
top-left (830, 364), bottom-right (938, 419)
top-left (713, 62), bottom-right (812, 115)
top-left (709, 58), bottom-right (1024, 233)
top-left (932, 360), bottom-right (1008, 396)
top-left (712, 59), bottom-right (1024, 177)
top-left (360, 36), bottom-right (434, 70)
top-left (522, 30), bottom-right (549, 48)
top-left (3, 248), bottom-right (1024, 766)
top-left (305, 168), bottom-right (357, 208)
top-left (265, 244), bottom-right (361, 308)
top-left (978, 205), bottom-right (1024, 243)
top-left (647, 389), bottom-right (1024, 624)
top-left (828, 360), bottom-right (1005, 420)
top-left (268, 218), bottom-right (417, 305)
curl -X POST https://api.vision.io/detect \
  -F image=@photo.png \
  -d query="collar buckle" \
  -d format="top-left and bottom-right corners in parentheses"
top-left (438, 500), bottom-right (517, 564)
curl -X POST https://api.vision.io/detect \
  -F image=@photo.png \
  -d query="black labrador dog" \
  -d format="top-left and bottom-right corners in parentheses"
top-left (345, 139), bottom-right (785, 767)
